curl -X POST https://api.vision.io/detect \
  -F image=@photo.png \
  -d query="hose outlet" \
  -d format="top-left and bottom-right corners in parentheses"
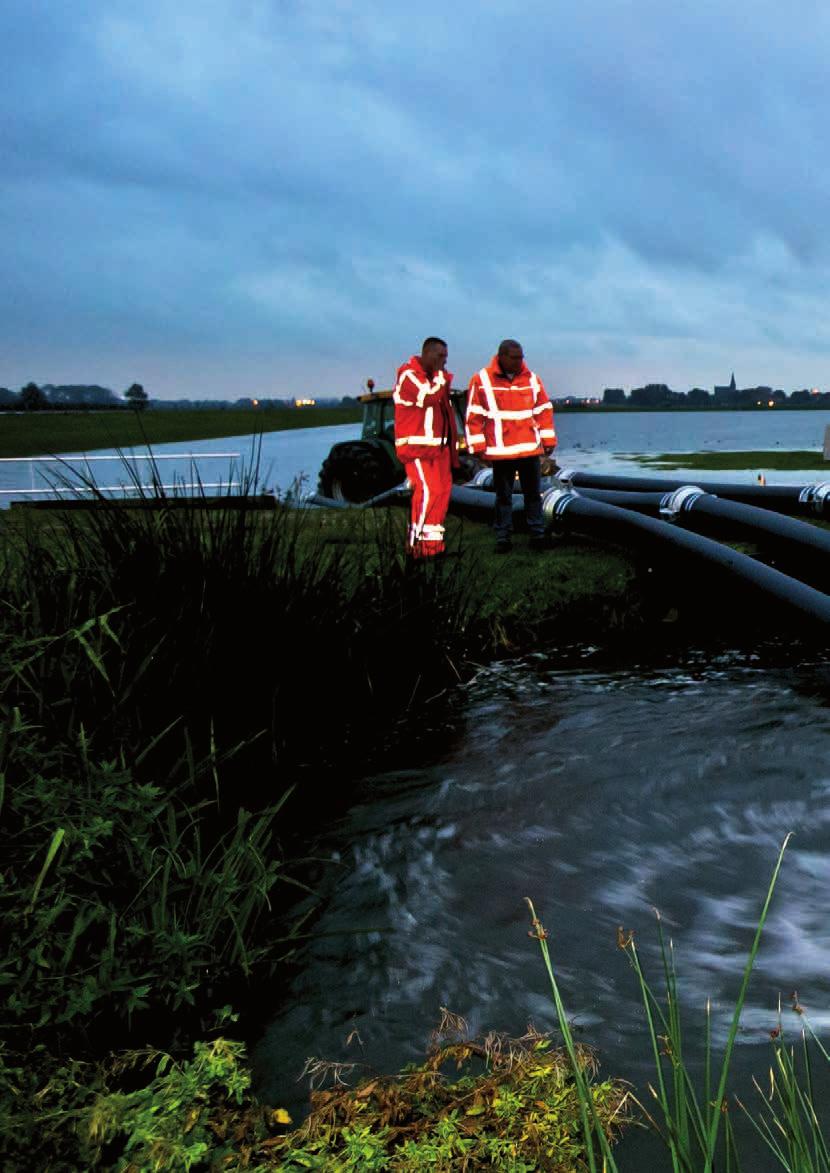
top-left (557, 467), bottom-right (577, 486)
top-left (799, 481), bottom-right (830, 513)
top-left (469, 468), bottom-right (494, 488)
top-left (542, 487), bottom-right (577, 528)
top-left (659, 484), bottom-right (705, 520)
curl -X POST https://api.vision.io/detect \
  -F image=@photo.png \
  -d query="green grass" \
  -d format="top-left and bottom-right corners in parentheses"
top-left (626, 450), bottom-right (828, 472)
top-left (0, 405), bottom-right (361, 458)
top-left (0, 480), bottom-right (644, 1168)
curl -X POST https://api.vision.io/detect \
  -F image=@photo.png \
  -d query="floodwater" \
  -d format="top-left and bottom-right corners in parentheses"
top-left (3, 408), bottom-right (830, 505)
top-left (255, 649), bottom-right (830, 1168)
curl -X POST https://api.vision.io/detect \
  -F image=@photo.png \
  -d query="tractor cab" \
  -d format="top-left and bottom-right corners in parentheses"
top-left (317, 386), bottom-right (479, 503)
top-left (358, 389), bottom-right (397, 445)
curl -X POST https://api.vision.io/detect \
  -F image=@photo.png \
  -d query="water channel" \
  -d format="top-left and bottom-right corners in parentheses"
top-left (3, 407), bottom-right (830, 504)
top-left (255, 646), bottom-right (830, 1167)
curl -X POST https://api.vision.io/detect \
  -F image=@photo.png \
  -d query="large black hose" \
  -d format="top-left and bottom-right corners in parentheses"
top-left (541, 488), bottom-right (830, 624)
top-left (303, 483), bottom-right (409, 510)
top-left (558, 468), bottom-right (830, 517)
top-left (448, 483), bottom-right (523, 524)
top-left (573, 485), bottom-right (830, 577)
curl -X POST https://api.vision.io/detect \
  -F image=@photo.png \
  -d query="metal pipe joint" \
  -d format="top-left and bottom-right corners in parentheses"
top-left (658, 485), bottom-right (706, 520)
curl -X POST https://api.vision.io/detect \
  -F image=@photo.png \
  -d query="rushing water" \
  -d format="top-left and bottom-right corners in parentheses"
top-left (256, 648), bottom-right (830, 1167)
top-left (3, 408), bottom-right (830, 505)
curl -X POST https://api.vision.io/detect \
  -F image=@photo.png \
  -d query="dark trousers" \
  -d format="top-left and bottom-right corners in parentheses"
top-left (491, 456), bottom-right (544, 539)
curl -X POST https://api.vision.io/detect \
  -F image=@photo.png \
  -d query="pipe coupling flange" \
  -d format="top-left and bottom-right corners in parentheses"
top-left (659, 484), bottom-right (705, 520)
top-left (541, 487), bottom-right (577, 526)
top-left (469, 468), bottom-right (494, 488)
top-left (556, 467), bottom-right (577, 486)
top-left (801, 481), bottom-right (830, 513)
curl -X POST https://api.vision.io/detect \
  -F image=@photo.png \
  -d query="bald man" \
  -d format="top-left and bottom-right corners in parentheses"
top-left (466, 340), bottom-right (556, 552)
top-left (393, 337), bottom-right (459, 557)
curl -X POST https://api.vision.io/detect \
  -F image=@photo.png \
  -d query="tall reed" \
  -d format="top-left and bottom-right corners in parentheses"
top-left (1, 463), bottom-right (478, 1051)
top-left (526, 835), bottom-right (830, 1170)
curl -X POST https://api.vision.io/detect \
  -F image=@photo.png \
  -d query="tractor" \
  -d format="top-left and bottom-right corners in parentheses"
top-left (317, 386), bottom-right (482, 503)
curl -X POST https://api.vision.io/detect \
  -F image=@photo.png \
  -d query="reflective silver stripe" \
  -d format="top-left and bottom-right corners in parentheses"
top-left (396, 436), bottom-right (443, 447)
top-left (412, 458), bottom-right (430, 538)
top-left (417, 369), bottom-right (445, 407)
top-left (466, 404), bottom-right (487, 416)
top-left (394, 369), bottom-right (440, 407)
top-left (532, 402), bottom-right (551, 414)
top-left (393, 371), bottom-right (419, 405)
top-left (493, 408), bottom-right (535, 420)
top-left (484, 441), bottom-right (541, 456)
top-left (478, 368), bottom-right (504, 451)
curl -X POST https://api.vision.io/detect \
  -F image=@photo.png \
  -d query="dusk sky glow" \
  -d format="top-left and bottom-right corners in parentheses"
top-left (4, 0), bottom-right (830, 399)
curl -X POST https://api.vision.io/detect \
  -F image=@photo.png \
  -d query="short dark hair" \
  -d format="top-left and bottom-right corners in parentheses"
top-left (422, 336), bottom-right (447, 351)
top-left (498, 339), bottom-right (522, 356)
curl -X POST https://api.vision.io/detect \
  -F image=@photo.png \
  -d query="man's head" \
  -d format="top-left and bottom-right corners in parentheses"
top-left (420, 336), bottom-right (448, 377)
top-left (497, 339), bottom-right (524, 377)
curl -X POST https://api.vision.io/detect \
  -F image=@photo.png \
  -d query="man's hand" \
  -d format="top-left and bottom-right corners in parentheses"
top-left (540, 450), bottom-right (559, 476)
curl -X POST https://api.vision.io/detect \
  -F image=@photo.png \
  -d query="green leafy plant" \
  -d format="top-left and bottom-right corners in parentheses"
top-left (272, 1010), bottom-right (630, 1170)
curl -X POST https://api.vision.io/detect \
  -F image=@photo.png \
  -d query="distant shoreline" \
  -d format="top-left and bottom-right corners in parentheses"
top-left (0, 406), bottom-right (362, 459)
top-left (554, 403), bottom-right (830, 413)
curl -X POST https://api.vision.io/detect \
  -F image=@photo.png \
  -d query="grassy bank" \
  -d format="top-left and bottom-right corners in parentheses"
top-left (0, 489), bottom-right (646, 1168)
top-left (1, 487), bottom-right (821, 1168)
top-left (0, 405), bottom-right (361, 458)
top-left (627, 449), bottom-right (828, 472)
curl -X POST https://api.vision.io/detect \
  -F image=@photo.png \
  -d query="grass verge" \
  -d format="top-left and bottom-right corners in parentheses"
top-left (625, 450), bottom-right (827, 472)
top-left (0, 405), bottom-right (361, 458)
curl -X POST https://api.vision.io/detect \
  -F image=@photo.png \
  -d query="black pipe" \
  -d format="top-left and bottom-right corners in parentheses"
top-left (558, 468), bottom-right (830, 517)
top-left (304, 483), bottom-right (410, 510)
top-left (541, 488), bottom-right (830, 624)
top-left (449, 484), bottom-right (524, 525)
top-left (573, 485), bottom-right (830, 573)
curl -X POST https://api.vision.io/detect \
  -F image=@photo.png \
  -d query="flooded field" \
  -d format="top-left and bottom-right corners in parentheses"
top-left (3, 408), bottom-right (830, 505)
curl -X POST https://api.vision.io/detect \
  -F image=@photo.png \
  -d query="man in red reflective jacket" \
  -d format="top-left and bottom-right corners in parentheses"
top-left (466, 340), bottom-right (557, 552)
top-left (394, 337), bottom-right (459, 558)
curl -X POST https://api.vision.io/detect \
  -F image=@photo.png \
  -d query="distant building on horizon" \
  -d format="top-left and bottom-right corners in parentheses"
top-left (713, 372), bottom-right (737, 403)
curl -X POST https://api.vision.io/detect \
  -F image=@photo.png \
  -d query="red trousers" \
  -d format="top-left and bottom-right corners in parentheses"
top-left (403, 452), bottom-right (453, 558)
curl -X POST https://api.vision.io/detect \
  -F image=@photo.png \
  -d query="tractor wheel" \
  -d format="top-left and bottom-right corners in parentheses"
top-left (318, 443), bottom-right (401, 503)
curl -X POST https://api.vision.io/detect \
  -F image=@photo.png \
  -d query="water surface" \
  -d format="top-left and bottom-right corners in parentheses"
top-left (4, 410), bottom-right (830, 505)
top-left (256, 650), bottom-right (830, 1165)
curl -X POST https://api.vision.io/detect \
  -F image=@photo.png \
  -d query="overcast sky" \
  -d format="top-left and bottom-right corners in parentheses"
top-left (3, 0), bottom-right (830, 399)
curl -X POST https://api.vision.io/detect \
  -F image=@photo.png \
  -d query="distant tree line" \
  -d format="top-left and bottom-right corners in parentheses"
top-left (0, 384), bottom-right (358, 412)
top-left (600, 381), bottom-right (830, 408)
top-left (0, 382), bottom-right (149, 411)
top-left (151, 397), bottom-right (357, 410)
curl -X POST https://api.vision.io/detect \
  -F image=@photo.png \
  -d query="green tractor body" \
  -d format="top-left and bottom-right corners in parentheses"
top-left (318, 389), bottom-right (481, 502)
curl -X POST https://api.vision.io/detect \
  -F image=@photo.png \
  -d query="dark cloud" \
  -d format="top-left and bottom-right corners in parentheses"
top-left (2, 0), bottom-right (830, 396)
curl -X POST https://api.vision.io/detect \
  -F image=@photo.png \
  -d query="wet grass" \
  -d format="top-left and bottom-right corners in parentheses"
top-left (626, 450), bottom-right (828, 472)
top-left (0, 405), bottom-right (361, 458)
top-left (0, 476), bottom-right (637, 1167)
top-left (0, 487), bottom-right (486, 1061)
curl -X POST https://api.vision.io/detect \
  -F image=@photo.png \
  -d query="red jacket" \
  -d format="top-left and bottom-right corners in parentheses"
top-left (465, 357), bottom-right (556, 460)
top-left (393, 356), bottom-right (459, 465)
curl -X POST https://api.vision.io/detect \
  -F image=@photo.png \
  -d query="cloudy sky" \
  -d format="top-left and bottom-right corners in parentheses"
top-left (3, 0), bottom-right (830, 400)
